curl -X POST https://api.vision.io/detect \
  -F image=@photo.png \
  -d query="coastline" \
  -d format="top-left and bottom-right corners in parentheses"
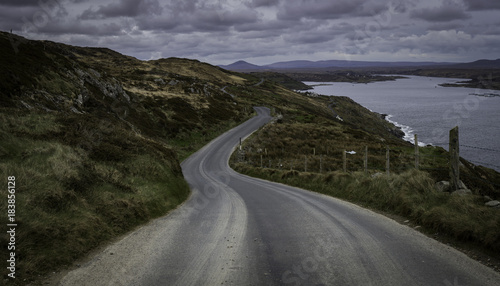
top-left (382, 114), bottom-right (426, 146)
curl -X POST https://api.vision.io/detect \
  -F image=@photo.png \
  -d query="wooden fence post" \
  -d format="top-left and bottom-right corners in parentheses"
top-left (343, 150), bottom-right (347, 172)
top-left (414, 134), bottom-right (419, 170)
top-left (449, 126), bottom-right (460, 191)
top-left (386, 147), bottom-right (390, 175)
top-left (260, 155), bottom-right (263, 168)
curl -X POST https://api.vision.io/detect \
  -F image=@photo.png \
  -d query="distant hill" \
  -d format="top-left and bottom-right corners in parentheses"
top-left (264, 60), bottom-right (453, 69)
top-left (219, 59), bottom-right (457, 71)
top-left (449, 59), bottom-right (500, 69)
top-left (219, 60), bottom-right (262, 70)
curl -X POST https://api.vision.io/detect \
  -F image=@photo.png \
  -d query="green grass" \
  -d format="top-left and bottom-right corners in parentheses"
top-left (231, 117), bottom-right (500, 197)
top-left (0, 110), bottom-right (190, 281)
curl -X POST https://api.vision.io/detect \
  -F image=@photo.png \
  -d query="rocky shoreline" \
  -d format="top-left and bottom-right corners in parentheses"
top-left (377, 113), bottom-right (406, 139)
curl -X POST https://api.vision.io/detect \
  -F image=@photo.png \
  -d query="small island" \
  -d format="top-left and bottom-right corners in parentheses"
top-left (285, 71), bottom-right (406, 87)
top-left (469, 92), bottom-right (500, 97)
top-left (245, 71), bottom-right (405, 91)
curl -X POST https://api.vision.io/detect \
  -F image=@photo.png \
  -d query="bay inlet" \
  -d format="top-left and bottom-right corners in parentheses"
top-left (305, 75), bottom-right (500, 172)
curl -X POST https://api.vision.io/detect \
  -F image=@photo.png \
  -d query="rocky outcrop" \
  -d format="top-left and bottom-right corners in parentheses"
top-left (485, 200), bottom-right (500, 207)
top-left (435, 180), bottom-right (470, 193)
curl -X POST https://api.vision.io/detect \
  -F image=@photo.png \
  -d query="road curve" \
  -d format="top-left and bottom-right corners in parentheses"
top-left (60, 107), bottom-right (500, 285)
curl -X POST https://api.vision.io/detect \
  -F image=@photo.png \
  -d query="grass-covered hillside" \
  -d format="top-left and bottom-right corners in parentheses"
top-left (0, 31), bottom-right (255, 282)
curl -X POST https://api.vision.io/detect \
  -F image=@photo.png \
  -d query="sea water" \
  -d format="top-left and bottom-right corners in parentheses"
top-left (304, 75), bottom-right (500, 172)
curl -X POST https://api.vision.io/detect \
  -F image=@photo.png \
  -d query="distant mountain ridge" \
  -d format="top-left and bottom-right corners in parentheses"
top-left (449, 59), bottom-right (500, 69)
top-left (219, 59), bottom-right (500, 71)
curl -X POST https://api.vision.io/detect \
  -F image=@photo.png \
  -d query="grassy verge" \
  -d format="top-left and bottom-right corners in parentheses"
top-left (232, 164), bottom-right (500, 255)
top-left (0, 110), bottom-right (190, 282)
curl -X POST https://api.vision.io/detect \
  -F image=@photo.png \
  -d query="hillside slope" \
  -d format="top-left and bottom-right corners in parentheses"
top-left (0, 32), bottom-right (255, 282)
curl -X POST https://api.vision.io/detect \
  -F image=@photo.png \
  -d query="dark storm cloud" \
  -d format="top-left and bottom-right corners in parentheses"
top-left (80, 0), bottom-right (162, 19)
top-left (0, 0), bottom-right (40, 7)
top-left (427, 22), bottom-right (464, 31)
top-left (284, 20), bottom-right (355, 44)
top-left (0, 5), bottom-right (39, 25)
top-left (389, 0), bottom-right (413, 13)
top-left (135, 15), bottom-right (179, 31)
top-left (136, 1), bottom-right (259, 33)
top-left (234, 19), bottom-right (294, 33)
top-left (463, 0), bottom-right (500, 11)
top-left (277, 0), bottom-right (365, 20)
top-left (1, 0), bottom-right (499, 64)
top-left (353, 1), bottom-right (388, 17)
top-left (189, 8), bottom-right (259, 31)
top-left (40, 21), bottom-right (123, 36)
top-left (247, 0), bottom-right (281, 8)
top-left (410, 1), bottom-right (470, 22)
top-left (0, 0), bottom-right (68, 33)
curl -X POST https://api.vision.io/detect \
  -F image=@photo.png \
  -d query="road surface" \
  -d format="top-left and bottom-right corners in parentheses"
top-left (60, 107), bottom-right (500, 285)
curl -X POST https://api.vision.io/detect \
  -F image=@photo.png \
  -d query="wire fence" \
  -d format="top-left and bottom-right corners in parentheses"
top-left (233, 131), bottom-right (500, 192)
top-left (421, 141), bottom-right (500, 170)
top-left (235, 145), bottom-right (448, 174)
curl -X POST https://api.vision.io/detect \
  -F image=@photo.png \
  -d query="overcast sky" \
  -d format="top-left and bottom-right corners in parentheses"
top-left (1, 0), bottom-right (500, 65)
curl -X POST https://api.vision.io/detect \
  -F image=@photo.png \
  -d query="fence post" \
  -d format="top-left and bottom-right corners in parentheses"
top-left (449, 126), bottom-right (460, 191)
top-left (343, 150), bottom-right (347, 172)
top-left (386, 147), bottom-right (390, 175)
top-left (364, 146), bottom-right (368, 174)
top-left (239, 137), bottom-right (242, 150)
top-left (260, 155), bottom-right (263, 168)
top-left (414, 134), bottom-right (419, 170)
top-left (313, 148), bottom-right (316, 156)
top-left (304, 155), bottom-right (308, 172)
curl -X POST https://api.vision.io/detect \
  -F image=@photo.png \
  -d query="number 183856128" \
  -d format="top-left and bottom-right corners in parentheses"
top-left (7, 176), bottom-right (16, 279)
top-left (8, 176), bottom-right (16, 222)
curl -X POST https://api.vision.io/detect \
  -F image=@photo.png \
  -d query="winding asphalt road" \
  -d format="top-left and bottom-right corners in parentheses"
top-left (60, 107), bottom-right (500, 285)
